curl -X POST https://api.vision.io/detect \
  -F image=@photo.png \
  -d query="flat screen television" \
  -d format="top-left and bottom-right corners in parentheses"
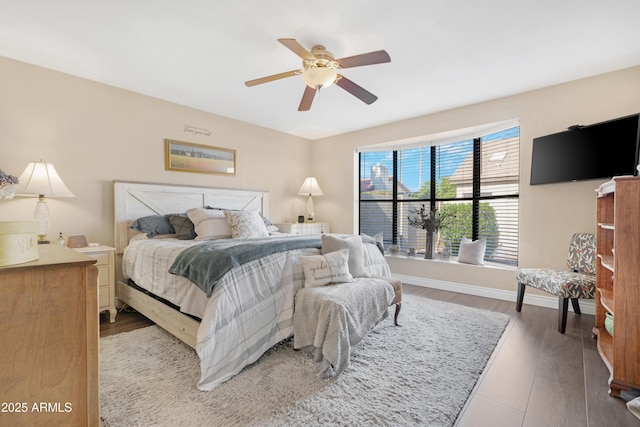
top-left (530, 114), bottom-right (640, 185)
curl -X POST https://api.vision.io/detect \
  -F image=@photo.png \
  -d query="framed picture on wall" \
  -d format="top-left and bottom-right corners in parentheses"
top-left (165, 139), bottom-right (236, 175)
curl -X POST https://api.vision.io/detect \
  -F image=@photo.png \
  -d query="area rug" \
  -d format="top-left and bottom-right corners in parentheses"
top-left (100, 294), bottom-right (509, 426)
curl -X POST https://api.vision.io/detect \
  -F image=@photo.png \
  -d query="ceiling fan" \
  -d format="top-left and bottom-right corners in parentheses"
top-left (245, 38), bottom-right (391, 111)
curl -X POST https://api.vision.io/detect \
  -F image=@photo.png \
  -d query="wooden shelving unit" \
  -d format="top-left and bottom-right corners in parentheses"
top-left (593, 176), bottom-right (640, 397)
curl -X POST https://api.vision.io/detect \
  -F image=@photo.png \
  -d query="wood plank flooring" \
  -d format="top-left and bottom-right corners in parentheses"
top-left (100, 284), bottom-right (640, 426)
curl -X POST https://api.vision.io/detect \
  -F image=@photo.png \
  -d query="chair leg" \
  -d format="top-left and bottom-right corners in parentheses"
top-left (558, 296), bottom-right (569, 334)
top-left (394, 302), bottom-right (401, 326)
top-left (516, 283), bottom-right (526, 312)
top-left (571, 298), bottom-right (581, 315)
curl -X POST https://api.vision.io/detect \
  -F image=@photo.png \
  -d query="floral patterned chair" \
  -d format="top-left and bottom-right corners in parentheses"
top-left (515, 233), bottom-right (596, 334)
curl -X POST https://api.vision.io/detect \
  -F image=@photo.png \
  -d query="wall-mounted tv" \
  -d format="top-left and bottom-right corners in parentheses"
top-left (530, 114), bottom-right (640, 185)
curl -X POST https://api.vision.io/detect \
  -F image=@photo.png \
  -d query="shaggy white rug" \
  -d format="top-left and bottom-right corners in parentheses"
top-left (100, 294), bottom-right (509, 426)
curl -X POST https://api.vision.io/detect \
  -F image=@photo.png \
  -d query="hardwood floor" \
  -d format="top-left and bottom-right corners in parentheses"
top-left (100, 306), bottom-right (154, 337)
top-left (99, 284), bottom-right (639, 426)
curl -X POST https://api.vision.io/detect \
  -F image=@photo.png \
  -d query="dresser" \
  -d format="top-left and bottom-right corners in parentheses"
top-left (275, 222), bottom-right (330, 235)
top-left (0, 244), bottom-right (100, 426)
top-left (74, 245), bottom-right (117, 323)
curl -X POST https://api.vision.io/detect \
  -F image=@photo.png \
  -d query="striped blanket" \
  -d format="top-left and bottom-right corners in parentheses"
top-left (169, 235), bottom-right (323, 296)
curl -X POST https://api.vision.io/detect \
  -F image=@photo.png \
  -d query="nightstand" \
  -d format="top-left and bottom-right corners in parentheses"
top-left (74, 244), bottom-right (117, 322)
top-left (275, 222), bottom-right (330, 235)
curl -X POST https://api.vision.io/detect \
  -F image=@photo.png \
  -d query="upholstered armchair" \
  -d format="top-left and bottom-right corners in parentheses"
top-left (515, 233), bottom-right (596, 334)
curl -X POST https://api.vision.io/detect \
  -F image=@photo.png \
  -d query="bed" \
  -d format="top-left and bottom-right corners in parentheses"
top-left (113, 180), bottom-right (391, 390)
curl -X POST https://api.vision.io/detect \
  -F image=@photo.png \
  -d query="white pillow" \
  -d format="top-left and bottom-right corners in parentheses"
top-left (458, 236), bottom-right (487, 265)
top-left (186, 208), bottom-right (232, 240)
top-left (301, 249), bottom-right (353, 287)
top-left (224, 210), bottom-right (270, 239)
top-left (321, 234), bottom-right (370, 278)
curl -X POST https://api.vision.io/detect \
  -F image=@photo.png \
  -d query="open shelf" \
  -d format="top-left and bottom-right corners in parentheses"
top-left (598, 288), bottom-right (614, 313)
top-left (598, 254), bottom-right (614, 272)
top-left (593, 326), bottom-right (614, 374)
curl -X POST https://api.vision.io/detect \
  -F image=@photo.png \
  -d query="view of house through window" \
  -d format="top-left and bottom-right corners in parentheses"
top-left (359, 126), bottom-right (520, 265)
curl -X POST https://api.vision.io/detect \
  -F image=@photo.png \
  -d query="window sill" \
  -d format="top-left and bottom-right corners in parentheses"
top-left (384, 253), bottom-right (517, 271)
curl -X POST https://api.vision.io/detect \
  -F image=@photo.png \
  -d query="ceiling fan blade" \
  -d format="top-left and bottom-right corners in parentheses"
top-left (278, 38), bottom-right (315, 60)
top-left (335, 75), bottom-right (378, 105)
top-left (337, 50), bottom-right (391, 69)
top-left (244, 70), bottom-right (301, 87)
top-left (298, 86), bottom-right (316, 111)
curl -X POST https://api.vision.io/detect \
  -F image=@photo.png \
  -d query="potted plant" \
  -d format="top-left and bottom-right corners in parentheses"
top-left (407, 204), bottom-right (451, 259)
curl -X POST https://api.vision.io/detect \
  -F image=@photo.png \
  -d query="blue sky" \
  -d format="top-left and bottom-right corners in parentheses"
top-left (361, 127), bottom-right (520, 192)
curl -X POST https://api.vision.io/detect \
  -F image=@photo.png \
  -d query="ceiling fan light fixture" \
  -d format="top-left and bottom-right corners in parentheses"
top-left (301, 67), bottom-right (337, 90)
top-left (246, 38), bottom-right (390, 111)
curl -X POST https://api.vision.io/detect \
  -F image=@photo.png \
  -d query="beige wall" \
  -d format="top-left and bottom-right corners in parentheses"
top-left (0, 56), bottom-right (313, 246)
top-left (312, 65), bottom-right (640, 292)
top-left (1, 55), bottom-right (639, 295)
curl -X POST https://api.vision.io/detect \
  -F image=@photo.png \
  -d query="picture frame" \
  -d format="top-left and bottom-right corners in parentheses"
top-left (165, 139), bottom-right (236, 175)
top-left (67, 235), bottom-right (88, 248)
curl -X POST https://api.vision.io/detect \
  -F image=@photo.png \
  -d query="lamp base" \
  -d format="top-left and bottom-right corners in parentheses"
top-left (37, 234), bottom-right (50, 244)
top-left (306, 195), bottom-right (315, 223)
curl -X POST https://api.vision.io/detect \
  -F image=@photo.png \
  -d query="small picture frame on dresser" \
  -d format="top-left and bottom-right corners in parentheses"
top-left (297, 215), bottom-right (305, 224)
top-left (67, 235), bottom-right (88, 248)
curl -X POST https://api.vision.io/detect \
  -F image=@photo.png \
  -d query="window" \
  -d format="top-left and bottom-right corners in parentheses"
top-left (359, 126), bottom-right (520, 265)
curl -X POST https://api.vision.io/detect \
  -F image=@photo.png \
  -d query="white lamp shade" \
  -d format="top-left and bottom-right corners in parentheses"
top-left (16, 161), bottom-right (75, 198)
top-left (297, 177), bottom-right (324, 196)
top-left (301, 68), bottom-right (337, 90)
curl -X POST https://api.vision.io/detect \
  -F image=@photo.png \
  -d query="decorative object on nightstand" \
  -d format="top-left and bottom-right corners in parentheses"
top-left (297, 177), bottom-right (323, 222)
top-left (67, 234), bottom-right (88, 248)
top-left (275, 222), bottom-right (330, 235)
top-left (74, 244), bottom-right (117, 323)
top-left (15, 160), bottom-right (75, 244)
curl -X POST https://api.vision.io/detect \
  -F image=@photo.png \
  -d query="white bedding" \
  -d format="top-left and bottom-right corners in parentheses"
top-left (122, 235), bottom-right (391, 391)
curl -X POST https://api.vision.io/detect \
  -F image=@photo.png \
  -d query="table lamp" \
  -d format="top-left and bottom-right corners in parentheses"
top-left (297, 177), bottom-right (323, 222)
top-left (15, 160), bottom-right (75, 244)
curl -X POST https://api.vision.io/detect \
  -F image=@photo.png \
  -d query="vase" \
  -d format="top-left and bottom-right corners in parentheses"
top-left (425, 231), bottom-right (434, 259)
top-left (0, 183), bottom-right (17, 199)
top-left (437, 237), bottom-right (452, 260)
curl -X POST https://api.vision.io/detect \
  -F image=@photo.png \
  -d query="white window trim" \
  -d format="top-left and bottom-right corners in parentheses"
top-left (356, 119), bottom-right (520, 153)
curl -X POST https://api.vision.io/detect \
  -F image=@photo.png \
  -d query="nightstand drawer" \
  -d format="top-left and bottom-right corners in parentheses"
top-left (97, 265), bottom-right (111, 286)
top-left (275, 222), bottom-right (330, 235)
top-left (98, 284), bottom-right (111, 308)
top-left (92, 252), bottom-right (110, 266)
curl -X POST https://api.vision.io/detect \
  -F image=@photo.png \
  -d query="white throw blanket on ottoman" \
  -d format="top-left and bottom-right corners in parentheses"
top-left (293, 278), bottom-right (395, 377)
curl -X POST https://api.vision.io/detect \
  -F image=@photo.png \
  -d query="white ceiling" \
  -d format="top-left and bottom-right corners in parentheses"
top-left (1, 1), bottom-right (639, 140)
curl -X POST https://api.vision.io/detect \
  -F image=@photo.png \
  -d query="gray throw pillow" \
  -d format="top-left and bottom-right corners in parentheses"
top-left (321, 234), bottom-right (370, 278)
top-left (130, 215), bottom-right (175, 238)
top-left (165, 213), bottom-right (196, 240)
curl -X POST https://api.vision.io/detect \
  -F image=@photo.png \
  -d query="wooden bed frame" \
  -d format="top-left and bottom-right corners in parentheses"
top-left (113, 180), bottom-right (269, 349)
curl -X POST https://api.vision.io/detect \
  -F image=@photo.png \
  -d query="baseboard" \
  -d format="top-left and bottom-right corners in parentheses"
top-left (391, 273), bottom-right (596, 316)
